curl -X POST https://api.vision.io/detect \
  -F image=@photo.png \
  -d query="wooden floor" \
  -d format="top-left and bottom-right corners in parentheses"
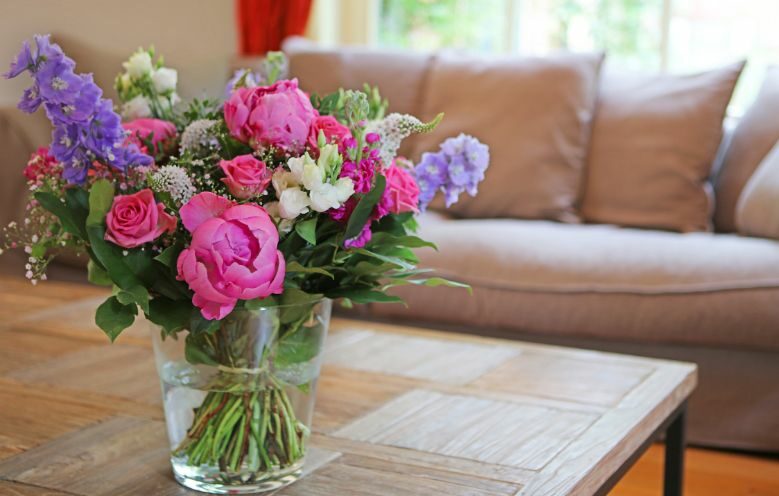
top-left (614, 444), bottom-right (779, 495)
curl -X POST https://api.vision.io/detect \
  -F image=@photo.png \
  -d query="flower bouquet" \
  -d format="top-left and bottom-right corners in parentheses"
top-left (2, 35), bottom-right (489, 493)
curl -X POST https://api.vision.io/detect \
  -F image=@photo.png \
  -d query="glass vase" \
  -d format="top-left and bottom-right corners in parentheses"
top-left (151, 299), bottom-right (331, 494)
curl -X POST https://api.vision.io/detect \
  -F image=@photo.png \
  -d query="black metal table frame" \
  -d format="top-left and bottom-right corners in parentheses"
top-left (595, 401), bottom-right (687, 496)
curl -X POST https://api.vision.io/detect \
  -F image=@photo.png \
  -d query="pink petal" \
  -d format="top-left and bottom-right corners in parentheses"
top-left (180, 192), bottom-right (234, 232)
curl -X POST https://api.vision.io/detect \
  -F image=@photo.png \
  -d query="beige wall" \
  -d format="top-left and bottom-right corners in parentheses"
top-left (0, 0), bottom-right (237, 107)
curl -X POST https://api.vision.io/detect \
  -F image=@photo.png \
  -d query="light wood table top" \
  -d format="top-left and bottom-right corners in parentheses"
top-left (0, 277), bottom-right (697, 495)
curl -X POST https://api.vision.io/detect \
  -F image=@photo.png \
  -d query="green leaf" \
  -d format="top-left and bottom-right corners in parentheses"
top-left (185, 333), bottom-right (218, 365)
top-left (279, 289), bottom-right (323, 325)
top-left (147, 297), bottom-right (191, 335)
top-left (154, 244), bottom-right (182, 268)
top-left (190, 308), bottom-right (221, 335)
top-left (387, 277), bottom-right (472, 294)
top-left (286, 261), bottom-right (334, 279)
top-left (115, 285), bottom-right (150, 314)
top-left (275, 326), bottom-right (324, 367)
top-left (244, 296), bottom-right (278, 310)
top-left (95, 296), bottom-right (137, 342)
top-left (345, 174), bottom-right (386, 241)
top-left (326, 288), bottom-right (403, 304)
top-left (369, 233), bottom-right (437, 250)
top-left (86, 225), bottom-right (144, 290)
top-left (87, 259), bottom-right (112, 286)
top-left (34, 192), bottom-right (84, 239)
top-left (353, 248), bottom-right (416, 271)
top-left (295, 217), bottom-right (317, 245)
top-left (86, 179), bottom-right (115, 226)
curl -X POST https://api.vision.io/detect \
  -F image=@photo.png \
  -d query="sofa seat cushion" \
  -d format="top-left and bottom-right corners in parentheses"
top-left (371, 213), bottom-right (779, 351)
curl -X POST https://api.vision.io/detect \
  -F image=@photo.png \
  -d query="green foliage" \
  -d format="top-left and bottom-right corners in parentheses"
top-left (294, 217), bottom-right (317, 245)
top-left (311, 85), bottom-right (387, 124)
top-left (86, 179), bottom-right (114, 226)
top-left (95, 296), bottom-right (137, 342)
top-left (87, 259), bottom-right (112, 286)
top-left (345, 175), bottom-right (386, 240)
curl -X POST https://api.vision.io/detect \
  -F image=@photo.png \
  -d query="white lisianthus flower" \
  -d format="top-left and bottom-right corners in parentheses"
top-left (123, 51), bottom-right (153, 79)
top-left (121, 95), bottom-right (152, 119)
top-left (264, 201), bottom-right (294, 233)
top-left (334, 177), bottom-right (355, 201)
top-left (272, 169), bottom-right (299, 195)
top-left (317, 143), bottom-right (341, 172)
top-left (287, 154), bottom-right (315, 183)
top-left (302, 161), bottom-right (325, 191)
top-left (309, 177), bottom-right (354, 212)
top-left (278, 187), bottom-right (310, 219)
top-left (151, 67), bottom-right (177, 93)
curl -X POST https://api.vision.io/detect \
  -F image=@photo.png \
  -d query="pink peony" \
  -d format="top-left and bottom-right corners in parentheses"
top-left (105, 189), bottom-right (177, 248)
top-left (177, 192), bottom-right (285, 320)
top-left (224, 79), bottom-right (315, 154)
top-left (219, 154), bottom-right (271, 200)
top-left (307, 115), bottom-right (352, 151)
top-left (123, 118), bottom-right (177, 154)
top-left (383, 161), bottom-right (420, 214)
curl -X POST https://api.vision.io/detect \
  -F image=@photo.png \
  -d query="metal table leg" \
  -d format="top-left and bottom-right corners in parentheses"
top-left (663, 404), bottom-right (687, 496)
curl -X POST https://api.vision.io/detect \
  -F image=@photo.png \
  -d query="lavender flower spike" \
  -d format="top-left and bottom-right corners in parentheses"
top-left (413, 133), bottom-right (489, 211)
top-left (5, 35), bottom-right (151, 184)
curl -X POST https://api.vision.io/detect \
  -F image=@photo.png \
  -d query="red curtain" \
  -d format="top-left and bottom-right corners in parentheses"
top-left (236, 0), bottom-right (313, 56)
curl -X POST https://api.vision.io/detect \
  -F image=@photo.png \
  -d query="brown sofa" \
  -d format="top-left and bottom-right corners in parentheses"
top-left (284, 41), bottom-right (779, 453)
top-left (0, 41), bottom-right (776, 453)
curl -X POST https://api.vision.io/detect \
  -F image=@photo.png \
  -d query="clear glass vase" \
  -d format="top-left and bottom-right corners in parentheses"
top-left (151, 299), bottom-right (331, 494)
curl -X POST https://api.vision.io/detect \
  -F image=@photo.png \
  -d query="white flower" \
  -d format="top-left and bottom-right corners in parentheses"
top-left (123, 51), bottom-right (153, 79)
top-left (157, 93), bottom-right (181, 109)
top-left (180, 119), bottom-right (219, 153)
top-left (152, 67), bottom-right (177, 93)
top-left (309, 178), bottom-right (354, 212)
top-left (122, 95), bottom-right (152, 119)
top-left (286, 154), bottom-right (315, 182)
top-left (272, 169), bottom-right (299, 194)
top-left (278, 188), bottom-right (310, 220)
top-left (149, 165), bottom-right (196, 205)
top-left (302, 161), bottom-right (324, 191)
top-left (317, 143), bottom-right (341, 173)
top-left (366, 112), bottom-right (443, 167)
top-left (264, 202), bottom-right (294, 234)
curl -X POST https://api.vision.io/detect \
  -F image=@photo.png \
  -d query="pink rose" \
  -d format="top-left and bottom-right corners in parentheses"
top-left (219, 154), bottom-right (271, 200)
top-left (307, 115), bottom-right (352, 151)
top-left (123, 118), bottom-right (177, 154)
top-left (224, 79), bottom-right (315, 154)
top-left (105, 189), bottom-right (177, 248)
top-left (176, 192), bottom-right (285, 320)
top-left (384, 161), bottom-right (420, 214)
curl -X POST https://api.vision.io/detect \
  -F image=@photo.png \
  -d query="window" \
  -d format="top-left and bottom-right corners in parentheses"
top-left (376, 0), bottom-right (779, 113)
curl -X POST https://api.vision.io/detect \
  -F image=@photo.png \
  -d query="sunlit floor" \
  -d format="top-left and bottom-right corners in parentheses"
top-left (613, 444), bottom-right (779, 495)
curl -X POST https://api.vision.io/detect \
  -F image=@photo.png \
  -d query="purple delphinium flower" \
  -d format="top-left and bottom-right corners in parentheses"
top-left (414, 133), bottom-right (489, 211)
top-left (4, 35), bottom-right (151, 183)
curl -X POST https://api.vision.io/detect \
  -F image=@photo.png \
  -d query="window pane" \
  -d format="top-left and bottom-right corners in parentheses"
top-left (515, 0), bottom-right (663, 70)
top-left (668, 0), bottom-right (779, 114)
top-left (378, 0), bottom-right (508, 52)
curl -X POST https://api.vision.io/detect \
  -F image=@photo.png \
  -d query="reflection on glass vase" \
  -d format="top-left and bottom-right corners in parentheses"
top-left (151, 299), bottom-right (331, 494)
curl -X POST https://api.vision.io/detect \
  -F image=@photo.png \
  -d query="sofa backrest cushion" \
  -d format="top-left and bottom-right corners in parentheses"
top-left (414, 51), bottom-right (604, 222)
top-left (581, 62), bottom-right (744, 232)
top-left (714, 66), bottom-right (779, 232)
top-left (736, 139), bottom-right (779, 239)
top-left (284, 38), bottom-right (431, 117)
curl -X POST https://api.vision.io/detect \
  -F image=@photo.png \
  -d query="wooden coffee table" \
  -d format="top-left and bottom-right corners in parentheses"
top-left (0, 277), bottom-right (696, 495)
